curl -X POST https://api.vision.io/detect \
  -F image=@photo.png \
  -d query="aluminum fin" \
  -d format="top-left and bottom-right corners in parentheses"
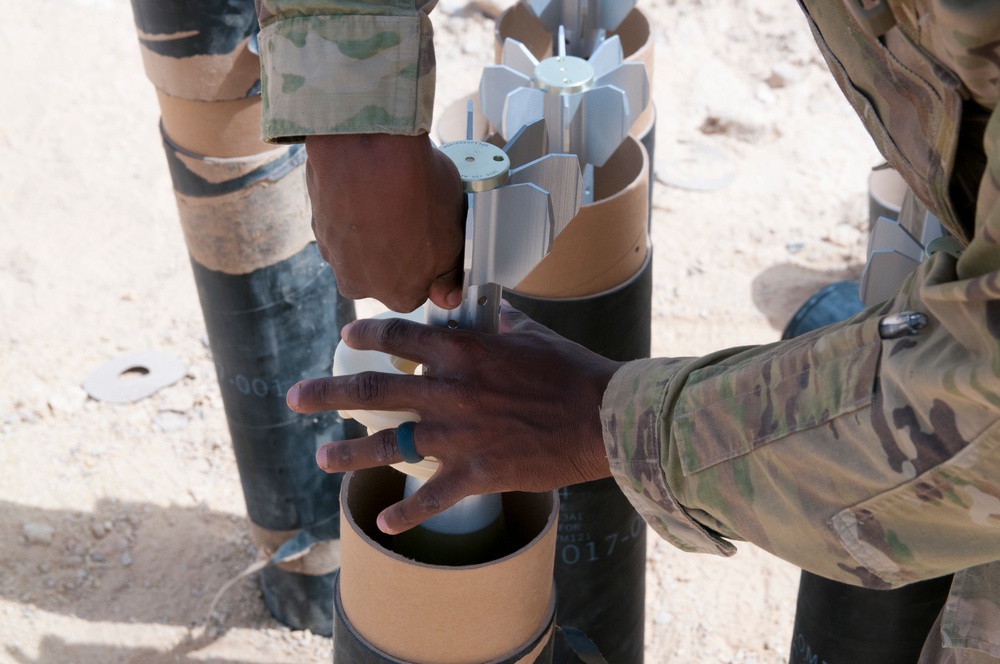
top-left (599, 0), bottom-right (636, 33)
top-left (594, 62), bottom-right (649, 125)
top-left (470, 183), bottom-right (554, 288)
top-left (579, 85), bottom-right (629, 167)
top-left (503, 118), bottom-right (549, 169)
top-left (501, 38), bottom-right (540, 76)
top-left (501, 87), bottom-right (545, 142)
top-left (508, 154), bottom-right (582, 237)
top-left (587, 34), bottom-right (623, 78)
top-left (480, 65), bottom-right (533, 129)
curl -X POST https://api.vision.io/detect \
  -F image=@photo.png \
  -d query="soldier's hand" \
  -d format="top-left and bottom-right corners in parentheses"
top-left (286, 304), bottom-right (619, 534)
top-left (305, 132), bottom-right (465, 312)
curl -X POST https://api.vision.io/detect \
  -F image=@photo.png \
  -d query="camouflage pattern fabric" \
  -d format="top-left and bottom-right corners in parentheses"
top-left (603, 3), bottom-right (1000, 662)
top-left (254, 0), bottom-right (438, 142)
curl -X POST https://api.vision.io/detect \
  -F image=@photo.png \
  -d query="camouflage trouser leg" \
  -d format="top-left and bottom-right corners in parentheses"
top-left (129, 0), bottom-right (360, 635)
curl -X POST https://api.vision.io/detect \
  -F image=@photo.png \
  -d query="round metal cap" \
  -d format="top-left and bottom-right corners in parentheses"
top-left (439, 140), bottom-right (510, 193)
top-left (534, 55), bottom-right (594, 94)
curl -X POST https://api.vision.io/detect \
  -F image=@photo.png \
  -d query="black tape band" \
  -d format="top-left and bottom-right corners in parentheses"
top-left (333, 573), bottom-right (556, 664)
top-left (162, 129), bottom-right (306, 198)
top-left (130, 0), bottom-right (258, 58)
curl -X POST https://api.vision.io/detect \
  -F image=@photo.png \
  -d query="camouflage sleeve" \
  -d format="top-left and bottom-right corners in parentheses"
top-left (254, 0), bottom-right (438, 143)
top-left (602, 105), bottom-right (1000, 594)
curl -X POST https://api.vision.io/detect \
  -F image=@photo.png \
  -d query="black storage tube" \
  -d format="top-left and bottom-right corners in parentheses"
top-left (504, 253), bottom-right (652, 664)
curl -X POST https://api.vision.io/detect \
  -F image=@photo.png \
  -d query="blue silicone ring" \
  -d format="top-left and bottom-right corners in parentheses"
top-left (395, 421), bottom-right (423, 464)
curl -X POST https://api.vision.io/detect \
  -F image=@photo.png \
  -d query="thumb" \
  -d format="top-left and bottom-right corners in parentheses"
top-left (428, 263), bottom-right (464, 311)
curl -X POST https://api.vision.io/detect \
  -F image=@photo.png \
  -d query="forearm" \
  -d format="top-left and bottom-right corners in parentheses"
top-left (603, 250), bottom-right (1000, 588)
top-left (255, 0), bottom-right (438, 142)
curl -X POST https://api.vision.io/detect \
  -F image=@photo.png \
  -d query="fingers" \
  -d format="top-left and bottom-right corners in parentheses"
top-left (377, 469), bottom-right (472, 535)
top-left (341, 316), bottom-right (458, 367)
top-left (287, 371), bottom-right (432, 414)
top-left (316, 428), bottom-right (406, 473)
top-left (313, 426), bottom-right (472, 535)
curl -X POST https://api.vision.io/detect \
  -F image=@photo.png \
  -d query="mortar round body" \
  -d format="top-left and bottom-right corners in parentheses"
top-left (339, 468), bottom-right (559, 664)
top-left (514, 135), bottom-right (649, 297)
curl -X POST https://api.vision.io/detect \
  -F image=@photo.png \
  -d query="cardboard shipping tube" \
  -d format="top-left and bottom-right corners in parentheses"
top-left (163, 137), bottom-right (314, 276)
top-left (334, 577), bottom-right (557, 663)
top-left (156, 91), bottom-right (270, 158)
top-left (137, 35), bottom-right (261, 102)
top-left (515, 136), bottom-right (649, 297)
top-left (339, 468), bottom-right (559, 664)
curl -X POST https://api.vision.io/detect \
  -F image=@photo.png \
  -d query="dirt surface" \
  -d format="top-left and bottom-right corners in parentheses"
top-left (0, 0), bottom-right (881, 661)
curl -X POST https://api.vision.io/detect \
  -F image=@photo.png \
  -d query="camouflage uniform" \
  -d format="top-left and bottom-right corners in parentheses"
top-left (254, 0), bottom-right (438, 141)
top-left (255, 0), bottom-right (1000, 661)
top-left (601, 2), bottom-right (1000, 660)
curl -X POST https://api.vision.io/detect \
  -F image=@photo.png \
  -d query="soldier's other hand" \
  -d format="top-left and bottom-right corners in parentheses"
top-left (305, 132), bottom-right (465, 312)
top-left (286, 304), bottom-right (620, 534)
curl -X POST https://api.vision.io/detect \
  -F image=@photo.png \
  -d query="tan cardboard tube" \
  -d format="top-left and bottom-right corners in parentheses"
top-left (515, 136), bottom-right (649, 297)
top-left (157, 91), bottom-right (271, 158)
top-left (493, 7), bottom-right (655, 142)
top-left (137, 35), bottom-right (261, 102)
top-left (339, 467), bottom-right (559, 664)
top-left (166, 139), bottom-right (315, 275)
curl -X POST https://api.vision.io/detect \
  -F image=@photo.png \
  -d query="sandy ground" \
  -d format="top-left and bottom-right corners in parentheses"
top-left (0, 0), bottom-right (882, 661)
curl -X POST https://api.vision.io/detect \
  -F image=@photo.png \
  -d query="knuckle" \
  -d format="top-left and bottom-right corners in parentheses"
top-left (348, 371), bottom-right (383, 404)
top-left (415, 486), bottom-right (443, 513)
top-left (375, 430), bottom-right (398, 463)
top-left (375, 317), bottom-right (410, 350)
top-left (395, 501), bottom-right (418, 528)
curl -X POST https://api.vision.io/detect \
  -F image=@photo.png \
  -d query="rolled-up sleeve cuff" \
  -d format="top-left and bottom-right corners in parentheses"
top-left (601, 359), bottom-right (737, 557)
top-left (258, 13), bottom-right (435, 143)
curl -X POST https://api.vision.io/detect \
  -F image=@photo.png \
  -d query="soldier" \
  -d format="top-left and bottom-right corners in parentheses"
top-left (257, 0), bottom-right (1000, 662)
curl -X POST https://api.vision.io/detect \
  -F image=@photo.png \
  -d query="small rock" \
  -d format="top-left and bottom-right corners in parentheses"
top-left (160, 388), bottom-right (195, 413)
top-left (17, 407), bottom-right (40, 424)
top-left (108, 534), bottom-right (129, 553)
top-left (120, 550), bottom-right (134, 567)
top-left (91, 553), bottom-right (106, 563)
top-left (48, 385), bottom-right (88, 416)
top-left (23, 522), bottom-right (54, 545)
top-left (786, 241), bottom-right (806, 254)
top-left (65, 537), bottom-right (86, 556)
top-left (755, 83), bottom-right (777, 105)
top-left (153, 410), bottom-right (189, 432)
top-left (767, 62), bottom-right (804, 88)
top-left (700, 106), bottom-right (772, 143)
top-left (823, 223), bottom-right (859, 248)
top-left (91, 521), bottom-right (107, 539)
